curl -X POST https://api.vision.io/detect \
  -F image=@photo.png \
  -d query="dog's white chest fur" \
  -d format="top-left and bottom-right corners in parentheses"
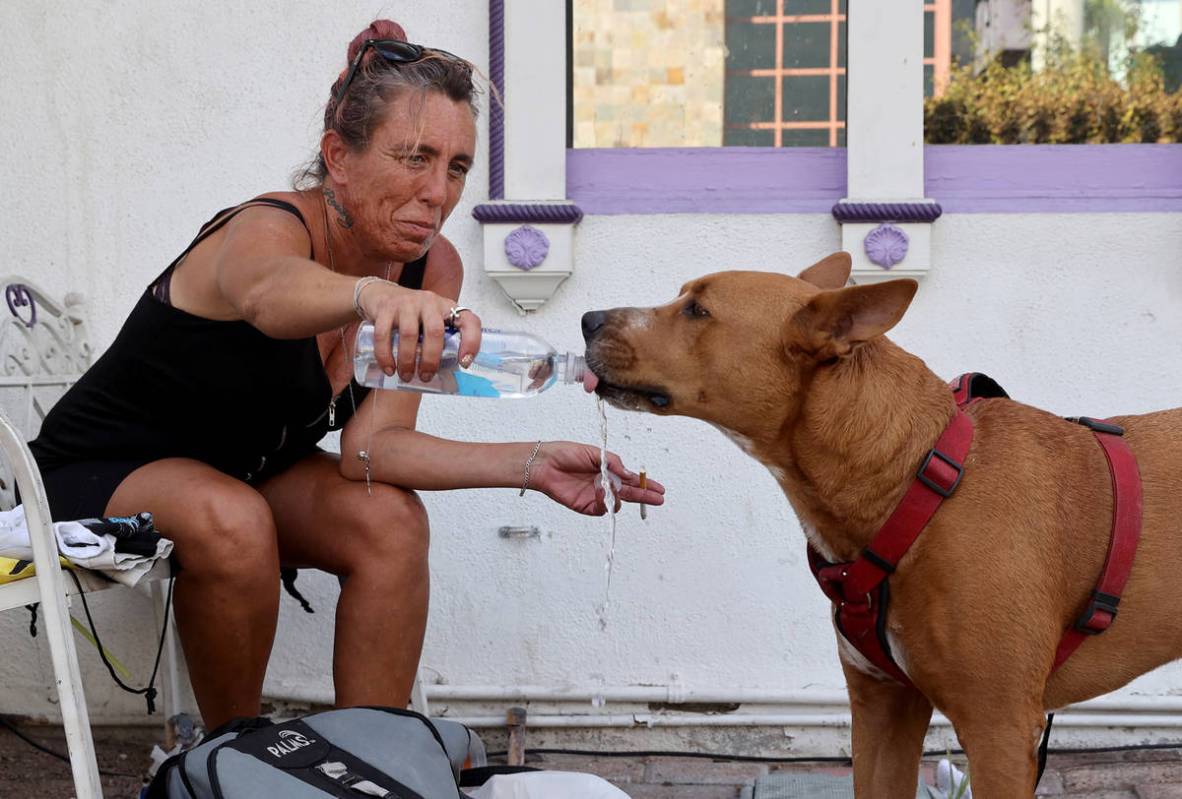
top-left (713, 425), bottom-right (758, 457)
top-left (836, 627), bottom-right (911, 682)
top-left (800, 521), bottom-right (837, 562)
top-left (837, 636), bottom-right (892, 680)
top-left (712, 424), bottom-right (913, 683)
top-left (712, 425), bottom-right (792, 483)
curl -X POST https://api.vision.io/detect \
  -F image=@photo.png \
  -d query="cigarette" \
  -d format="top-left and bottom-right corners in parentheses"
top-left (639, 468), bottom-right (647, 520)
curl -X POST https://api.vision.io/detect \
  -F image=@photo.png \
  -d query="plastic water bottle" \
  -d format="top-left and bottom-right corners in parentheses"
top-left (354, 322), bottom-right (587, 398)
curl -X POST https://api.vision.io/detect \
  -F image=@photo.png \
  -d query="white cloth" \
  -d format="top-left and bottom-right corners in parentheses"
top-left (0, 505), bottom-right (172, 587)
top-left (467, 772), bottom-right (630, 799)
top-left (926, 758), bottom-right (972, 799)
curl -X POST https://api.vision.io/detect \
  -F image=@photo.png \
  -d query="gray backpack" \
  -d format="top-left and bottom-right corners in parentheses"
top-left (147, 707), bottom-right (474, 798)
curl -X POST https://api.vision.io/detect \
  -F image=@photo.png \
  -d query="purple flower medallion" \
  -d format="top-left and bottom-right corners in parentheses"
top-left (504, 225), bottom-right (550, 271)
top-left (864, 223), bottom-right (909, 269)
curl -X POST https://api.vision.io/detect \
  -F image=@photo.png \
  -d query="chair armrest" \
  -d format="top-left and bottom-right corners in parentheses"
top-left (0, 412), bottom-right (72, 607)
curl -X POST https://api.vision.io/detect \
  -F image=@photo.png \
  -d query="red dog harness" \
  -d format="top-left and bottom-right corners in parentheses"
top-left (808, 373), bottom-right (1143, 687)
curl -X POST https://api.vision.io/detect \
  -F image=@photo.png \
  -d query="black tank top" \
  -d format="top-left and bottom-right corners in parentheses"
top-left (30, 198), bottom-right (427, 483)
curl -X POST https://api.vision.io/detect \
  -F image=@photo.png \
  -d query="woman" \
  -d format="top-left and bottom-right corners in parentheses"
top-left (29, 20), bottom-right (663, 730)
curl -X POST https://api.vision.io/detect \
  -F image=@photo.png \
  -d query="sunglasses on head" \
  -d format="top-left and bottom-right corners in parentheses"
top-left (335, 39), bottom-right (465, 104)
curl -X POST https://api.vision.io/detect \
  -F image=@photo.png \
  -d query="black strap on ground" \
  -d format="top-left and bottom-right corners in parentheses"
top-left (67, 569), bottom-right (175, 714)
top-left (280, 567), bottom-right (315, 613)
top-left (1037, 712), bottom-right (1055, 788)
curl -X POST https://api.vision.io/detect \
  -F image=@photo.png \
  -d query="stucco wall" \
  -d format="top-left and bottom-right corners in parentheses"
top-left (3, 2), bottom-right (1182, 755)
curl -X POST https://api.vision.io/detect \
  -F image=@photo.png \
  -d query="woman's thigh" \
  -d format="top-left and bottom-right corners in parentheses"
top-left (104, 457), bottom-right (279, 573)
top-left (256, 452), bottom-right (429, 575)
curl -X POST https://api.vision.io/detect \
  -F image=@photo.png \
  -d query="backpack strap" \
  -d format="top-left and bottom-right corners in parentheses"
top-left (216, 718), bottom-right (430, 799)
top-left (142, 717), bottom-right (274, 799)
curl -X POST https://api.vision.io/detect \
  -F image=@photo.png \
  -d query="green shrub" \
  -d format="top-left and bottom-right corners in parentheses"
top-left (1167, 92), bottom-right (1182, 142)
top-left (924, 47), bottom-right (1182, 144)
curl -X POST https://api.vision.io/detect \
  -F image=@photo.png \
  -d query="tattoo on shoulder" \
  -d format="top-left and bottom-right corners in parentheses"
top-left (323, 187), bottom-right (354, 229)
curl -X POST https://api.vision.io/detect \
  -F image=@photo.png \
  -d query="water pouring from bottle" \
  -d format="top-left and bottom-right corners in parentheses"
top-left (355, 323), bottom-right (647, 628)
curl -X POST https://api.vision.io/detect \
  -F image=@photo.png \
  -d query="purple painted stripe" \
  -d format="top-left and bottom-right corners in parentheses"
top-left (926, 144), bottom-right (1182, 213)
top-left (567, 148), bottom-right (846, 215)
top-left (473, 203), bottom-right (584, 224)
top-left (488, 0), bottom-right (505, 200)
top-left (566, 145), bottom-right (1182, 214)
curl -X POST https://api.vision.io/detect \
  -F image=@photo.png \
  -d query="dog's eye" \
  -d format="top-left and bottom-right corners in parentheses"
top-left (683, 300), bottom-right (711, 318)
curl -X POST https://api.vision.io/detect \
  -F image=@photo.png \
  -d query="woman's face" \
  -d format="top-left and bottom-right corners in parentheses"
top-left (337, 90), bottom-right (476, 263)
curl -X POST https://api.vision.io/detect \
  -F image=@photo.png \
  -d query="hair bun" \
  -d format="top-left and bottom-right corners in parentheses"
top-left (346, 20), bottom-right (407, 63)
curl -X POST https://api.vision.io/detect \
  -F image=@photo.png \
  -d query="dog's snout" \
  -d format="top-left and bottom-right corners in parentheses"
top-left (582, 310), bottom-right (608, 342)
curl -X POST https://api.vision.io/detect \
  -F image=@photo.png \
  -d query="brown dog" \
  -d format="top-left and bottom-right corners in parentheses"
top-left (580, 252), bottom-right (1182, 798)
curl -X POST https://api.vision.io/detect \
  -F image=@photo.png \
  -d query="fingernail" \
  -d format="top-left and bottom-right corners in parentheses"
top-left (420, 372), bottom-right (434, 383)
top-left (460, 354), bottom-right (474, 368)
top-left (385, 367), bottom-right (395, 376)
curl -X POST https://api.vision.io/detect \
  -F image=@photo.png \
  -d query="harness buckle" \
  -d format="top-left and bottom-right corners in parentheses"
top-left (813, 564), bottom-right (848, 605)
top-left (1073, 590), bottom-right (1120, 635)
top-left (916, 448), bottom-right (964, 498)
top-left (1067, 417), bottom-right (1125, 437)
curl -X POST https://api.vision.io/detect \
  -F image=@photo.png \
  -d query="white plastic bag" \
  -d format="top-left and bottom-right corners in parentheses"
top-left (925, 758), bottom-right (972, 799)
top-left (467, 771), bottom-right (629, 799)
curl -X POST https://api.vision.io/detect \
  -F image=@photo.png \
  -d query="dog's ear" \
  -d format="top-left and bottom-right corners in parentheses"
top-left (785, 279), bottom-right (918, 360)
top-left (797, 252), bottom-right (852, 290)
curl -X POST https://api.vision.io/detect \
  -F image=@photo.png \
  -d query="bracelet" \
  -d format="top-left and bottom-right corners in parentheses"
top-left (352, 276), bottom-right (387, 320)
top-left (519, 440), bottom-right (543, 496)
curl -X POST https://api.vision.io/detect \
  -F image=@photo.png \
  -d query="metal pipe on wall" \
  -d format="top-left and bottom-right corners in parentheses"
top-left (444, 712), bottom-right (1182, 730)
top-left (266, 681), bottom-right (1182, 721)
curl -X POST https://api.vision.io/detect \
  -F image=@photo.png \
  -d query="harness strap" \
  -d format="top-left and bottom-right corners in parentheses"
top-left (1051, 419), bottom-right (1142, 670)
top-left (810, 550), bottom-right (912, 685)
top-left (809, 406), bottom-right (974, 686)
top-left (950, 372), bottom-right (1010, 406)
top-left (843, 411), bottom-right (973, 598)
top-left (807, 371), bottom-right (1142, 689)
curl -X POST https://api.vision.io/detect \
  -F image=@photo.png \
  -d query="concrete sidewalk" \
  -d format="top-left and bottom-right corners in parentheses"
top-left (530, 748), bottom-right (1182, 798)
top-left (4, 723), bottom-right (1182, 798)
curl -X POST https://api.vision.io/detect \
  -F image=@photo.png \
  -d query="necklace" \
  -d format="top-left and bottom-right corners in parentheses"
top-left (320, 193), bottom-right (389, 495)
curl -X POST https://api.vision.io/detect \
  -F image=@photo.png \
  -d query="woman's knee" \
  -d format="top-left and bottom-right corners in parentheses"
top-left (338, 484), bottom-right (429, 569)
top-left (178, 488), bottom-right (279, 581)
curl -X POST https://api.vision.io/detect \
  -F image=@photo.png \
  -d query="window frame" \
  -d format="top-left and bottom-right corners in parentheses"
top-left (545, 1), bottom-right (1182, 216)
top-left (479, 0), bottom-right (1181, 238)
top-left (566, 144), bottom-right (1182, 215)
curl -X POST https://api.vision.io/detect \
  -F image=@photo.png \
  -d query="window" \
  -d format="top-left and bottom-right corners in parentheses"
top-left (569, 0), bottom-right (848, 148)
top-left (923, 0), bottom-right (979, 97)
top-left (725, 0), bottom-right (847, 146)
top-left (925, 0), bottom-right (1182, 144)
top-left (547, 1), bottom-right (1182, 215)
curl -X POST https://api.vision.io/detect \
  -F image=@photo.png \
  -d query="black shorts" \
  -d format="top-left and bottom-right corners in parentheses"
top-left (34, 459), bottom-right (150, 521)
top-left (30, 447), bottom-right (322, 522)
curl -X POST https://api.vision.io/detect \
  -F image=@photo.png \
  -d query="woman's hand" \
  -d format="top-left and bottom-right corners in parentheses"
top-left (359, 281), bottom-right (482, 383)
top-left (529, 442), bottom-right (665, 516)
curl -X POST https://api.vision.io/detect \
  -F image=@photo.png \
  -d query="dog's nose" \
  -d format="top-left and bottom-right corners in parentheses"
top-left (581, 310), bottom-right (608, 341)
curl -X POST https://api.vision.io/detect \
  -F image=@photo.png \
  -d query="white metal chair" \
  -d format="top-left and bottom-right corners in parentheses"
top-left (0, 279), bottom-right (427, 799)
top-left (0, 278), bottom-right (175, 799)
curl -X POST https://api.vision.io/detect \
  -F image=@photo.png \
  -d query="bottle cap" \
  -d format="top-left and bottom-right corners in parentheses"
top-left (562, 352), bottom-right (587, 384)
